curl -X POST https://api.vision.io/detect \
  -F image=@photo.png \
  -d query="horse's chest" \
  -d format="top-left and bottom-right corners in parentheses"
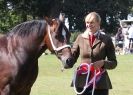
top-left (13, 61), bottom-right (38, 87)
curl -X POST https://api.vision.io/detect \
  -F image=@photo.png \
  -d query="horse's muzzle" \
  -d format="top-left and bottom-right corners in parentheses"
top-left (64, 58), bottom-right (75, 69)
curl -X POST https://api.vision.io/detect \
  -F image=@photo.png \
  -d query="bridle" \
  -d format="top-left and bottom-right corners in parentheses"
top-left (47, 24), bottom-right (72, 71)
top-left (47, 25), bottom-right (71, 52)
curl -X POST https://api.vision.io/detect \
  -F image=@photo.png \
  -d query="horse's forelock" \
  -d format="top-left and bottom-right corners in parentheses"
top-left (55, 19), bottom-right (71, 41)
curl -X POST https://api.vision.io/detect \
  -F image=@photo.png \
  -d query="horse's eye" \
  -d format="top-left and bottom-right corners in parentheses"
top-left (56, 35), bottom-right (64, 41)
top-left (55, 35), bottom-right (58, 39)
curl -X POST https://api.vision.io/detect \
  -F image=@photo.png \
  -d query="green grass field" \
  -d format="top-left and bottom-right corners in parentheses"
top-left (30, 54), bottom-right (133, 95)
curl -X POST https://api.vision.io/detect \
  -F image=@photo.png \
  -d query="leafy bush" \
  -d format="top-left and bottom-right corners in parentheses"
top-left (70, 31), bottom-right (81, 43)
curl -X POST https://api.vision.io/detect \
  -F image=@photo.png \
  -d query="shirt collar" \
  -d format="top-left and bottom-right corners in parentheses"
top-left (81, 30), bottom-right (99, 38)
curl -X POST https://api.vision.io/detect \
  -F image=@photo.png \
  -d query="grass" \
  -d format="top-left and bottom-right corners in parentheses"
top-left (30, 54), bottom-right (133, 95)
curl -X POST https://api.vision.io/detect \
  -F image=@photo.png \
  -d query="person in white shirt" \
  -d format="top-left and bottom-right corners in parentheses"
top-left (128, 24), bottom-right (133, 53)
top-left (122, 26), bottom-right (129, 54)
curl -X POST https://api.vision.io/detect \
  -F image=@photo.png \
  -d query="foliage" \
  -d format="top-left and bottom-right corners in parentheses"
top-left (0, 0), bottom-right (133, 34)
top-left (64, 0), bottom-right (133, 33)
top-left (0, 0), bottom-right (21, 33)
top-left (70, 31), bottom-right (81, 43)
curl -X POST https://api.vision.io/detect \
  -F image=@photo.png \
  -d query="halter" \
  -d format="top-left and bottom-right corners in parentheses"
top-left (47, 25), bottom-right (71, 52)
top-left (73, 63), bottom-right (105, 95)
top-left (47, 25), bottom-right (71, 71)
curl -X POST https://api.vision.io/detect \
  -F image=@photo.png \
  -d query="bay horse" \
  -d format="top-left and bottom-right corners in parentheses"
top-left (0, 17), bottom-right (74, 95)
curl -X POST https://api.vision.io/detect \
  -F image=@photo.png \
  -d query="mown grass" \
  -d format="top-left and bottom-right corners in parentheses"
top-left (30, 54), bottom-right (133, 95)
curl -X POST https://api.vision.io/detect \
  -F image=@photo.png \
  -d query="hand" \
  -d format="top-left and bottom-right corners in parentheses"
top-left (92, 60), bottom-right (104, 70)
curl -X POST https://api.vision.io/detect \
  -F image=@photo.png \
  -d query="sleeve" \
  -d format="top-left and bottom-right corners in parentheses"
top-left (103, 36), bottom-right (117, 69)
top-left (71, 35), bottom-right (80, 64)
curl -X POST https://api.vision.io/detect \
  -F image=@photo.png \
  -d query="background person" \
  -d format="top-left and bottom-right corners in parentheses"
top-left (121, 24), bottom-right (130, 54)
top-left (115, 27), bottom-right (124, 54)
top-left (71, 12), bottom-right (117, 95)
top-left (127, 23), bottom-right (133, 53)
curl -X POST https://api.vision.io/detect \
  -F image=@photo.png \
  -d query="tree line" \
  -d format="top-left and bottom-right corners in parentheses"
top-left (0, 0), bottom-right (133, 34)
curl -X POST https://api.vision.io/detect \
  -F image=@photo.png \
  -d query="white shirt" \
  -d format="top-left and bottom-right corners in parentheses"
top-left (128, 25), bottom-right (133, 38)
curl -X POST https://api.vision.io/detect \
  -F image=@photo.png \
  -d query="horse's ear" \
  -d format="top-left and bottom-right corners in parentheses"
top-left (59, 13), bottom-right (65, 22)
top-left (44, 16), bottom-right (57, 26)
top-left (44, 16), bottom-right (53, 25)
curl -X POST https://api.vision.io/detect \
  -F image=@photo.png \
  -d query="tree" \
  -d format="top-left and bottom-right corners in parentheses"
top-left (1, 0), bottom-right (133, 33)
top-left (63, 0), bottom-right (133, 33)
top-left (0, 0), bottom-right (21, 33)
top-left (7, 0), bottom-right (63, 19)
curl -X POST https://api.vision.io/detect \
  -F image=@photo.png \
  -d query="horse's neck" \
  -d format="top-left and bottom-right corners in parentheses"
top-left (0, 36), bottom-right (8, 48)
top-left (18, 36), bottom-right (47, 59)
top-left (5, 37), bottom-right (40, 65)
top-left (6, 36), bottom-right (37, 55)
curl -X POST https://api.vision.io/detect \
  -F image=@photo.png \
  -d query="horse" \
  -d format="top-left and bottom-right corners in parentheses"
top-left (0, 17), bottom-right (74, 95)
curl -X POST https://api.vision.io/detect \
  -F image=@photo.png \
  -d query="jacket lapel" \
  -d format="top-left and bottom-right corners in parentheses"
top-left (92, 32), bottom-right (102, 47)
top-left (92, 38), bottom-right (101, 47)
top-left (81, 30), bottom-right (103, 48)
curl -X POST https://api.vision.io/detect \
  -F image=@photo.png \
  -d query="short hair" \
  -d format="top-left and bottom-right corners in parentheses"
top-left (85, 12), bottom-right (101, 23)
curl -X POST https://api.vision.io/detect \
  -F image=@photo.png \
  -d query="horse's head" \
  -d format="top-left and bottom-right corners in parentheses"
top-left (44, 16), bottom-right (74, 69)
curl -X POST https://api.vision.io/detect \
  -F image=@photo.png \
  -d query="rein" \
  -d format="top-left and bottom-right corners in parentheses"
top-left (47, 25), bottom-right (71, 52)
top-left (73, 63), bottom-right (105, 95)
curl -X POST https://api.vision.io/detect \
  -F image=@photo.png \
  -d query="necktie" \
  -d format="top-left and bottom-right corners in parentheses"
top-left (89, 34), bottom-right (95, 47)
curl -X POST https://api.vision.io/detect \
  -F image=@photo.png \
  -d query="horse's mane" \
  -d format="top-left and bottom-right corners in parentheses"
top-left (6, 20), bottom-right (47, 38)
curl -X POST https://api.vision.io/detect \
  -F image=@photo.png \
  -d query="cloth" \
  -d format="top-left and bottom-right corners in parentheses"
top-left (128, 25), bottom-right (133, 39)
top-left (76, 63), bottom-right (105, 88)
top-left (77, 64), bottom-right (94, 75)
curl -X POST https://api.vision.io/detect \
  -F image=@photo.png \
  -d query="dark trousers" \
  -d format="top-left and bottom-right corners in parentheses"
top-left (76, 87), bottom-right (109, 95)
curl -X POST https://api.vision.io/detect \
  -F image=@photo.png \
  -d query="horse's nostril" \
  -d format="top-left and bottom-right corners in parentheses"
top-left (66, 58), bottom-right (74, 68)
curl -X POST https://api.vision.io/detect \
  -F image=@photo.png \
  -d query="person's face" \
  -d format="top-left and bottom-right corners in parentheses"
top-left (85, 16), bottom-right (100, 33)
